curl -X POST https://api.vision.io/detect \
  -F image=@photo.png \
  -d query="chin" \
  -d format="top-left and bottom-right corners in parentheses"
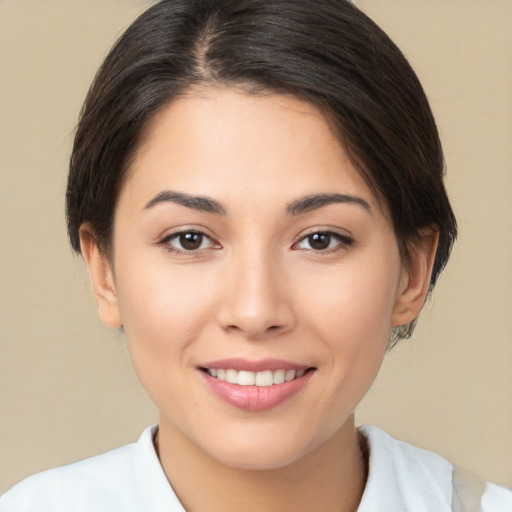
top-left (194, 422), bottom-right (329, 471)
top-left (210, 443), bottom-right (309, 471)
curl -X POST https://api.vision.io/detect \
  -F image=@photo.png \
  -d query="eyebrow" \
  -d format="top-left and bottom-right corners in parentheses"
top-left (143, 190), bottom-right (370, 217)
top-left (286, 193), bottom-right (371, 216)
top-left (143, 191), bottom-right (226, 215)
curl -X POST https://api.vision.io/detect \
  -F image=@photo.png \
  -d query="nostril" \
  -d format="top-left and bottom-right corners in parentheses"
top-left (217, 299), bottom-right (296, 338)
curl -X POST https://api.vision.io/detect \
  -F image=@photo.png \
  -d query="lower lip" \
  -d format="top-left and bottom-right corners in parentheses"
top-left (199, 370), bottom-right (314, 412)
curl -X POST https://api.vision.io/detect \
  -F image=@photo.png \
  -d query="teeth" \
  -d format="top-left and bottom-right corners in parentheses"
top-left (207, 368), bottom-right (308, 386)
top-left (285, 370), bottom-right (296, 382)
top-left (273, 369), bottom-right (285, 384)
top-left (255, 370), bottom-right (273, 386)
top-left (237, 371), bottom-right (255, 386)
top-left (225, 369), bottom-right (238, 384)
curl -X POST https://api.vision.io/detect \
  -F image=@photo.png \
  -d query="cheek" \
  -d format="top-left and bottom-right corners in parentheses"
top-left (113, 256), bottom-right (219, 370)
top-left (295, 254), bottom-right (401, 398)
top-left (310, 274), bottom-right (396, 416)
top-left (297, 261), bottom-right (400, 343)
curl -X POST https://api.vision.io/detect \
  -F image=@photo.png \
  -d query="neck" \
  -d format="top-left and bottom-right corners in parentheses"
top-left (156, 415), bottom-right (367, 512)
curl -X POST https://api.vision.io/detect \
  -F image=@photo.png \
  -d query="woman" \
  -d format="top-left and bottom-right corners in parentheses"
top-left (1, 0), bottom-right (510, 510)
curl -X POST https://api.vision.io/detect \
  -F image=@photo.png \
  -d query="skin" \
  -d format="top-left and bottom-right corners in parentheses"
top-left (80, 87), bottom-right (438, 512)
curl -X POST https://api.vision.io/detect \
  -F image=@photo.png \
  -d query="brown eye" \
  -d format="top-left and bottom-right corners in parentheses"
top-left (294, 231), bottom-right (353, 252)
top-left (162, 230), bottom-right (217, 253)
top-left (179, 232), bottom-right (204, 250)
top-left (307, 233), bottom-right (331, 250)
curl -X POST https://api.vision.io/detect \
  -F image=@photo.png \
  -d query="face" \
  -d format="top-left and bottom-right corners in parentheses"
top-left (85, 88), bottom-right (422, 470)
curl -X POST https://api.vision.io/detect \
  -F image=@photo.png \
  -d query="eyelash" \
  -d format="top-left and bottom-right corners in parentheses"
top-left (292, 231), bottom-right (354, 253)
top-left (159, 230), bottom-right (220, 255)
top-left (158, 229), bottom-right (353, 255)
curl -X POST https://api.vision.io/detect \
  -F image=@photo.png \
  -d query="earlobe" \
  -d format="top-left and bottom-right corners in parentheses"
top-left (392, 228), bottom-right (439, 327)
top-left (79, 224), bottom-right (122, 328)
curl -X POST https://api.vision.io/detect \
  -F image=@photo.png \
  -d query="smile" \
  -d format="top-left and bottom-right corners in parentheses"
top-left (204, 368), bottom-right (307, 387)
top-left (199, 362), bottom-right (316, 412)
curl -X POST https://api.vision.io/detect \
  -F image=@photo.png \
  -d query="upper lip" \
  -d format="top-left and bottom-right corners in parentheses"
top-left (198, 358), bottom-right (314, 373)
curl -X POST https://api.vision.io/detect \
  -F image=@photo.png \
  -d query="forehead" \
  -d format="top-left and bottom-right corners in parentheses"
top-left (122, 87), bottom-right (379, 214)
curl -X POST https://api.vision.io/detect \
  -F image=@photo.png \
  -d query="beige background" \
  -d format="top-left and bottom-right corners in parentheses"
top-left (0, 0), bottom-right (511, 494)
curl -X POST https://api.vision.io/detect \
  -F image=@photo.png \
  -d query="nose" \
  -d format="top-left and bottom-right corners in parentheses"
top-left (216, 249), bottom-right (296, 340)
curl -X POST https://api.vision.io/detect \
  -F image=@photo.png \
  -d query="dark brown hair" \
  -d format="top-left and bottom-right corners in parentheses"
top-left (66, 0), bottom-right (457, 343)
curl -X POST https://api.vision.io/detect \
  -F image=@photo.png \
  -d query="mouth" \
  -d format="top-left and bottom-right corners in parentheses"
top-left (199, 367), bottom-right (314, 387)
top-left (198, 360), bottom-right (316, 411)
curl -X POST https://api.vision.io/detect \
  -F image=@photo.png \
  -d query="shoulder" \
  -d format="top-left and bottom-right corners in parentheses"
top-left (0, 450), bottom-right (126, 511)
top-left (357, 425), bottom-right (512, 512)
top-left (0, 425), bottom-right (183, 512)
top-left (481, 482), bottom-right (512, 512)
top-left (357, 425), bottom-right (454, 511)
top-left (0, 437), bottom-right (141, 512)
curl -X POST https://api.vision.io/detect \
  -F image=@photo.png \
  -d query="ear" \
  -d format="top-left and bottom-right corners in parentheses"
top-left (392, 227), bottom-right (439, 327)
top-left (79, 224), bottom-right (122, 328)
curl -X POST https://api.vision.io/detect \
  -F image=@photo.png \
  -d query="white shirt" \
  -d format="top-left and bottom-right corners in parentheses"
top-left (1, 425), bottom-right (510, 511)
